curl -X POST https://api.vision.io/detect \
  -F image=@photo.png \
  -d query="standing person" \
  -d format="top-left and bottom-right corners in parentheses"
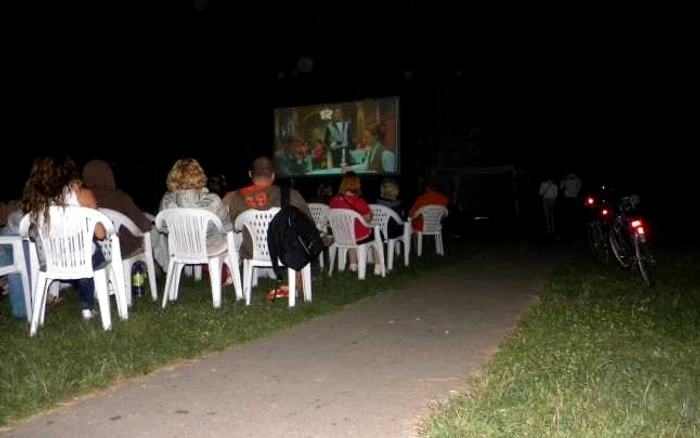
top-left (539, 175), bottom-right (559, 238)
top-left (559, 172), bottom-right (582, 239)
top-left (324, 106), bottom-right (354, 168)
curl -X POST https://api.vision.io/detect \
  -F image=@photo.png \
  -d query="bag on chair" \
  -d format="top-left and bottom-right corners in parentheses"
top-left (267, 185), bottom-right (323, 278)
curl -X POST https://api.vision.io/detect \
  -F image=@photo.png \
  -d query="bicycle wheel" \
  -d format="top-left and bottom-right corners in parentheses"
top-left (587, 221), bottom-right (610, 264)
top-left (609, 227), bottom-right (632, 268)
top-left (634, 237), bottom-right (654, 286)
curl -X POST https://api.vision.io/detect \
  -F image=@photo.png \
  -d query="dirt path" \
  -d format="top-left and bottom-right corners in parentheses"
top-left (4, 243), bottom-right (560, 438)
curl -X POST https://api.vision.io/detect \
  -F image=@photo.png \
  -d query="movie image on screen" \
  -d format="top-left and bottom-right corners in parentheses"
top-left (273, 97), bottom-right (399, 177)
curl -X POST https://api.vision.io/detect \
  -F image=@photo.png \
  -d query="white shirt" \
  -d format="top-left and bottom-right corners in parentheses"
top-left (560, 174), bottom-right (581, 198)
top-left (539, 181), bottom-right (559, 200)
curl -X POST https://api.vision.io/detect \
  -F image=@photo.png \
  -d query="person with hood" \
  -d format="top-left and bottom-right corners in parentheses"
top-left (82, 160), bottom-right (152, 259)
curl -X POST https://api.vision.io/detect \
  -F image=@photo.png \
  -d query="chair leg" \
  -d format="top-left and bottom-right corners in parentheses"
top-left (357, 247), bottom-right (367, 280)
top-left (208, 259), bottom-right (222, 309)
top-left (226, 253), bottom-right (243, 301)
top-left (172, 264), bottom-right (185, 301)
top-left (123, 260), bottom-right (133, 308)
top-left (244, 260), bottom-right (254, 305)
top-left (162, 259), bottom-right (176, 308)
top-left (29, 273), bottom-right (48, 337)
top-left (287, 267), bottom-right (296, 308)
top-left (387, 240), bottom-right (396, 271)
top-left (375, 241), bottom-right (386, 277)
top-left (417, 232), bottom-right (423, 257)
top-left (94, 270), bottom-right (112, 331)
top-left (302, 264), bottom-right (312, 303)
top-left (403, 236), bottom-right (411, 266)
top-left (194, 265), bottom-right (202, 281)
top-left (145, 252), bottom-right (158, 302)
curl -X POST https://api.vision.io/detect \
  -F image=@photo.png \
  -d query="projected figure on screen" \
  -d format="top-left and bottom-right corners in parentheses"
top-left (343, 124), bottom-right (396, 173)
top-left (324, 107), bottom-right (354, 168)
top-left (276, 136), bottom-right (312, 178)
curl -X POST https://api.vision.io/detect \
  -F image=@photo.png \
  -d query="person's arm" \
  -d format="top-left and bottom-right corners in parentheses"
top-left (357, 198), bottom-right (371, 221)
top-left (75, 185), bottom-right (106, 240)
top-left (228, 192), bottom-right (246, 229)
top-left (210, 194), bottom-right (233, 232)
top-left (539, 182), bottom-right (546, 196)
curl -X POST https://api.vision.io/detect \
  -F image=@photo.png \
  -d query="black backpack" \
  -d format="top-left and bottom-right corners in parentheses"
top-left (267, 186), bottom-right (323, 278)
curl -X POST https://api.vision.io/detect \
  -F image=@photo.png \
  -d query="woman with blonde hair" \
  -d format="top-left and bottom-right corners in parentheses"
top-left (158, 159), bottom-right (233, 262)
top-left (329, 171), bottom-right (382, 274)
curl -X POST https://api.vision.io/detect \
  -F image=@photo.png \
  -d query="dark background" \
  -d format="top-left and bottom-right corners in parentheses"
top-left (1, 1), bottom-right (693, 239)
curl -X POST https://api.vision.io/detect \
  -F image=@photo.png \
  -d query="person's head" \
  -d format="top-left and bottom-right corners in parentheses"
top-left (20, 154), bottom-right (81, 226)
top-left (380, 178), bottom-right (400, 201)
top-left (82, 159), bottom-right (116, 191)
top-left (361, 123), bottom-right (386, 147)
top-left (249, 156), bottom-right (276, 186)
top-left (417, 174), bottom-right (438, 194)
top-left (332, 107), bottom-right (345, 122)
top-left (339, 171), bottom-right (362, 197)
top-left (207, 174), bottom-right (228, 198)
top-left (166, 158), bottom-right (207, 192)
top-left (317, 183), bottom-right (332, 200)
top-left (291, 137), bottom-right (308, 159)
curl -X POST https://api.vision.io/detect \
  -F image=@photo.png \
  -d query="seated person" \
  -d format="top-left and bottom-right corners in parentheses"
top-left (20, 155), bottom-right (108, 320)
top-left (329, 171), bottom-right (382, 275)
top-left (83, 160), bottom-right (152, 258)
top-left (343, 124), bottom-right (395, 174)
top-left (276, 137), bottom-right (312, 177)
top-left (376, 178), bottom-right (406, 240)
top-left (409, 177), bottom-right (449, 232)
top-left (228, 156), bottom-right (311, 260)
top-left (158, 158), bottom-right (232, 256)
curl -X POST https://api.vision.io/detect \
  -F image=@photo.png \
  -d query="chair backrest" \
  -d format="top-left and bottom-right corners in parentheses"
top-left (33, 206), bottom-right (116, 278)
top-left (307, 203), bottom-right (330, 231)
top-left (233, 208), bottom-right (280, 261)
top-left (100, 208), bottom-right (144, 237)
top-left (155, 208), bottom-right (224, 263)
top-left (413, 205), bottom-right (449, 234)
top-left (369, 204), bottom-right (405, 239)
top-left (326, 209), bottom-right (369, 246)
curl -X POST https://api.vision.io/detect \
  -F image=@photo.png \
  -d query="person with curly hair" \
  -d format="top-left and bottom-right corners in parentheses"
top-left (157, 159), bottom-right (233, 263)
top-left (19, 154), bottom-right (107, 320)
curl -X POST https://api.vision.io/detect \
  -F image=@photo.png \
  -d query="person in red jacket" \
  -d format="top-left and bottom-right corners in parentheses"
top-left (329, 171), bottom-right (382, 275)
top-left (409, 177), bottom-right (449, 232)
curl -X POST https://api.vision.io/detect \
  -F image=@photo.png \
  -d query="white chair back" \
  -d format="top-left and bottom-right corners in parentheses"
top-left (234, 208), bottom-right (281, 261)
top-left (156, 208), bottom-right (222, 264)
top-left (413, 205), bottom-right (448, 235)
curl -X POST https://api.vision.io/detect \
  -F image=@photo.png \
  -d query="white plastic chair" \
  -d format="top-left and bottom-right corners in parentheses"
top-left (155, 208), bottom-right (242, 309)
top-left (412, 205), bottom-right (449, 256)
top-left (100, 208), bottom-right (158, 306)
top-left (369, 204), bottom-right (411, 271)
top-left (234, 208), bottom-right (312, 307)
top-left (307, 203), bottom-right (330, 269)
top-left (0, 235), bottom-right (32, 322)
top-left (25, 207), bottom-right (129, 336)
top-left (326, 209), bottom-right (386, 280)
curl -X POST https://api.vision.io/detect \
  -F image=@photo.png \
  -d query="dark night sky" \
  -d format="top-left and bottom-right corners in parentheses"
top-left (1, 1), bottom-right (692, 210)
